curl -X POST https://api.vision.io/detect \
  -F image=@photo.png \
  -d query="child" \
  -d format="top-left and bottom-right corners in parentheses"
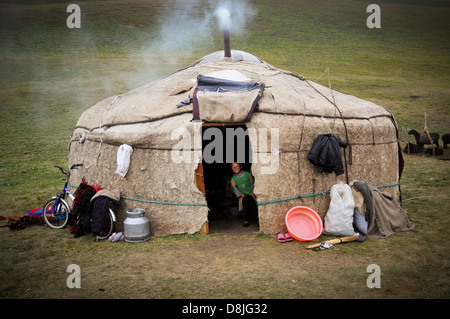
top-left (230, 162), bottom-right (258, 227)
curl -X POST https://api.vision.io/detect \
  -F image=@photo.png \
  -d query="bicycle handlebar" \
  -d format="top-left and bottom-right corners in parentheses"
top-left (55, 164), bottom-right (83, 175)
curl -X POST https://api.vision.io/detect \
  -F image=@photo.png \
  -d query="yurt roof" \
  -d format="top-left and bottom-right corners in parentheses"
top-left (74, 50), bottom-right (393, 148)
top-left (198, 50), bottom-right (263, 64)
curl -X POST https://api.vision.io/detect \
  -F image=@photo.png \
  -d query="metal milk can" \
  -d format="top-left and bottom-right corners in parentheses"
top-left (123, 208), bottom-right (150, 242)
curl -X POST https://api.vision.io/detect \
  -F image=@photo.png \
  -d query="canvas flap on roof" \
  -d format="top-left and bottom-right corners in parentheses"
top-left (193, 74), bottom-right (265, 123)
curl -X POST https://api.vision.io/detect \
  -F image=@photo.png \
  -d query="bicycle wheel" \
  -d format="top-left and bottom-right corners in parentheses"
top-left (43, 197), bottom-right (70, 229)
top-left (95, 209), bottom-right (115, 240)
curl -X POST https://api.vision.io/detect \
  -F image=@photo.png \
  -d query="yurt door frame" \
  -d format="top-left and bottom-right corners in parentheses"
top-left (198, 122), bottom-right (254, 233)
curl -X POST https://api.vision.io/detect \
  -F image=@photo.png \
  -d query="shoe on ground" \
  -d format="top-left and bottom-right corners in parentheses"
top-left (109, 232), bottom-right (117, 242)
top-left (277, 233), bottom-right (286, 243)
top-left (112, 232), bottom-right (123, 242)
top-left (284, 232), bottom-right (293, 242)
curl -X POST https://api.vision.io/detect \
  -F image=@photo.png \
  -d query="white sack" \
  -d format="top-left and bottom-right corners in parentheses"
top-left (115, 144), bottom-right (133, 177)
top-left (324, 182), bottom-right (356, 236)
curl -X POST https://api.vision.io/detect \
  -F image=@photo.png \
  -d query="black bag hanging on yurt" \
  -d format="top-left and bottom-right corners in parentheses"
top-left (307, 133), bottom-right (348, 175)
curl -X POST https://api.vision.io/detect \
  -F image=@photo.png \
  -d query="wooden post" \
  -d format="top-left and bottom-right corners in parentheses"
top-left (424, 112), bottom-right (436, 155)
top-left (200, 221), bottom-right (209, 234)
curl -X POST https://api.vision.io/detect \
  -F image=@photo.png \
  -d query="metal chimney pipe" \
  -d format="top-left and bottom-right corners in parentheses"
top-left (223, 28), bottom-right (231, 58)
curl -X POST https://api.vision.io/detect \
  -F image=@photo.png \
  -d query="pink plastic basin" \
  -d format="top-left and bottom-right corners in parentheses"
top-left (285, 206), bottom-right (323, 241)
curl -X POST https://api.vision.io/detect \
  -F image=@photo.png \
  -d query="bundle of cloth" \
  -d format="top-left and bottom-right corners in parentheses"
top-left (81, 189), bottom-right (121, 236)
top-left (351, 180), bottom-right (415, 239)
top-left (71, 179), bottom-right (121, 238)
top-left (323, 180), bottom-right (415, 240)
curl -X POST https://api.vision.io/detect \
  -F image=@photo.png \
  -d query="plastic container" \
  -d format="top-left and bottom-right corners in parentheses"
top-left (123, 208), bottom-right (150, 243)
top-left (285, 206), bottom-right (323, 241)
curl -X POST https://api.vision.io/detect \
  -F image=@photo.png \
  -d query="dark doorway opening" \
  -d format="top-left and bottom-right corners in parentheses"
top-left (201, 123), bottom-right (259, 233)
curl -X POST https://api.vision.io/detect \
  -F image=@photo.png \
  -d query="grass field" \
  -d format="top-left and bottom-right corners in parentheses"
top-left (0, 0), bottom-right (449, 301)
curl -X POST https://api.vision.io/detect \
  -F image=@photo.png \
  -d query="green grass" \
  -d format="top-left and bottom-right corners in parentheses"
top-left (0, 0), bottom-right (449, 300)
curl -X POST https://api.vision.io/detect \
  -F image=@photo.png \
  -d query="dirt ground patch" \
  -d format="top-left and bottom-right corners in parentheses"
top-left (0, 213), bottom-right (447, 300)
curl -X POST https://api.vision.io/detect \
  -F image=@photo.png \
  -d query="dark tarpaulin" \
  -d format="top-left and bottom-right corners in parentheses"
top-left (196, 75), bottom-right (265, 92)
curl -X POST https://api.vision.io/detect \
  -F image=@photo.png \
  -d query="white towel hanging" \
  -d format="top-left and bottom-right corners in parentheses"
top-left (115, 144), bottom-right (133, 177)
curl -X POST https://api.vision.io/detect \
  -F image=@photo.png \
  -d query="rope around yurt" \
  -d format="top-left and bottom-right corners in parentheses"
top-left (95, 95), bottom-right (121, 165)
top-left (304, 69), bottom-right (351, 184)
top-left (87, 182), bottom-right (399, 207)
top-left (289, 82), bottom-right (306, 201)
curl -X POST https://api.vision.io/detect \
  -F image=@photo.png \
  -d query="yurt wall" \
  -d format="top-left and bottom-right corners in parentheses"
top-left (247, 111), bottom-right (401, 234)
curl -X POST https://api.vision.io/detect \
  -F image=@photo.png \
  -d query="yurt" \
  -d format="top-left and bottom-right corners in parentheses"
top-left (68, 49), bottom-right (404, 237)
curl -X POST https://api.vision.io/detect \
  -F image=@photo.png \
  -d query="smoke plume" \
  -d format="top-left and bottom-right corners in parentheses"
top-left (142, 0), bottom-right (256, 65)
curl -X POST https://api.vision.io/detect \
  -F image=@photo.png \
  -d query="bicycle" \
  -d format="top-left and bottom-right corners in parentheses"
top-left (42, 163), bottom-right (116, 240)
